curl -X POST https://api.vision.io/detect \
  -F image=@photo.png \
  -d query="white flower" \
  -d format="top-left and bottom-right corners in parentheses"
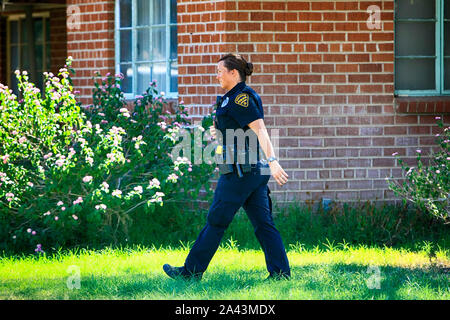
top-left (82, 175), bottom-right (93, 183)
top-left (148, 178), bottom-right (161, 189)
top-left (112, 189), bottom-right (122, 197)
top-left (86, 156), bottom-right (94, 165)
top-left (133, 186), bottom-right (143, 194)
top-left (167, 173), bottom-right (178, 183)
top-left (157, 121), bottom-right (167, 130)
top-left (44, 152), bottom-right (53, 160)
top-left (154, 191), bottom-right (165, 203)
top-left (73, 197), bottom-right (83, 205)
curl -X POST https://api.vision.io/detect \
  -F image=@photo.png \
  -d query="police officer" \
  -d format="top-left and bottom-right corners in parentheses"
top-left (163, 53), bottom-right (291, 281)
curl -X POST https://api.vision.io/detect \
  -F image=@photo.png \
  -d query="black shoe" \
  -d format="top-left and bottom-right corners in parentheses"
top-left (264, 272), bottom-right (291, 281)
top-left (163, 264), bottom-right (202, 281)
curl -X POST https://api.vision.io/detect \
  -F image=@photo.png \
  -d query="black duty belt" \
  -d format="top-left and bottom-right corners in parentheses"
top-left (215, 145), bottom-right (255, 178)
top-left (217, 163), bottom-right (253, 177)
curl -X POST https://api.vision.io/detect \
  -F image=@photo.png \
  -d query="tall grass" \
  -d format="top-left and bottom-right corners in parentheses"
top-left (126, 199), bottom-right (449, 253)
top-left (2, 199), bottom-right (448, 256)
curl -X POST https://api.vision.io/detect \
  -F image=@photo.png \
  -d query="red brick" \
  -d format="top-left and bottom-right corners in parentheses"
top-left (274, 12), bottom-right (298, 21)
top-left (311, 2), bottom-right (335, 10)
top-left (250, 33), bottom-right (274, 42)
top-left (251, 12), bottom-right (274, 21)
top-left (286, 23), bottom-right (309, 32)
top-left (238, 1), bottom-right (261, 10)
top-left (348, 54), bottom-right (371, 62)
top-left (264, 23), bottom-right (287, 32)
top-left (311, 23), bottom-right (334, 31)
top-left (275, 33), bottom-right (298, 42)
top-left (238, 23), bottom-right (261, 31)
top-left (323, 33), bottom-right (346, 41)
top-left (298, 12), bottom-right (322, 21)
top-left (287, 2), bottom-right (310, 10)
top-left (262, 2), bottom-right (286, 11)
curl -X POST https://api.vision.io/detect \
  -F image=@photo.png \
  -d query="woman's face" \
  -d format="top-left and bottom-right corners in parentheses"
top-left (216, 61), bottom-right (239, 91)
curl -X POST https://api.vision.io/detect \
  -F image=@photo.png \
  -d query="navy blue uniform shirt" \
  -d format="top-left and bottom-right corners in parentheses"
top-left (215, 81), bottom-right (264, 163)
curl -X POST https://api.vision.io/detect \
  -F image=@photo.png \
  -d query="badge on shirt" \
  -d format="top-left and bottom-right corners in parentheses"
top-left (235, 93), bottom-right (249, 107)
top-left (221, 97), bottom-right (229, 108)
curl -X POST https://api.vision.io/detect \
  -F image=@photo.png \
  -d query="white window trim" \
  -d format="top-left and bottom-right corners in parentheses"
top-left (115, 0), bottom-right (178, 100)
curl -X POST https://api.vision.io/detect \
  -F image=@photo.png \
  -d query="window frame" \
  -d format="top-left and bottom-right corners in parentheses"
top-left (6, 11), bottom-right (50, 93)
top-left (115, 0), bottom-right (178, 100)
top-left (394, 0), bottom-right (450, 96)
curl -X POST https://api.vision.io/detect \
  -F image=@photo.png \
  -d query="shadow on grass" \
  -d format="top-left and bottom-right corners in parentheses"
top-left (293, 263), bottom-right (449, 300)
top-left (1, 263), bottom-right (448, 300)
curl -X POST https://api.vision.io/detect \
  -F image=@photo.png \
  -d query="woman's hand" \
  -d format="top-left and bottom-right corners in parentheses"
top-left (247, 119), bottom-right (289, 186)
top-left (269, 160), bottom-right (289, 186)
top-left (209, 125), bottom-right (216, 140)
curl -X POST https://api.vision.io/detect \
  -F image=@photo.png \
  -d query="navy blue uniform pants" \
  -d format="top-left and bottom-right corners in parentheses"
top-left (184, 163), bottom-right (291, 276)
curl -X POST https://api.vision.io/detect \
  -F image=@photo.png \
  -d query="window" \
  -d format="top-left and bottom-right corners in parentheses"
top-left (394, 0), bottom-right (450, 96)
top-left (115, 0), bottom-right (178, 99)
top-left (7, 13), bottom-right (51, 96)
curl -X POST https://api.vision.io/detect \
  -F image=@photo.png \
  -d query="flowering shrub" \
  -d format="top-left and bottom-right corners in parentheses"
top-left (0, 57), bottom-right (215, 253)
top-left (387, 117), bottom-right (449, 223)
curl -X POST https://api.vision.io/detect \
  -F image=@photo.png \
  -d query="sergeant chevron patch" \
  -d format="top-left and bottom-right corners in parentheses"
top-left (235, 93), bottom-right (249, 107)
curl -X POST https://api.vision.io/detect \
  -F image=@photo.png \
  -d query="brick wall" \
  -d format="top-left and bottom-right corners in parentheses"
top-left (49, 7), bottom-right (68, 76)
top-left (66, 0), bottom-right (115, 106)
top-left (177, 0), bottom-right (450, 205)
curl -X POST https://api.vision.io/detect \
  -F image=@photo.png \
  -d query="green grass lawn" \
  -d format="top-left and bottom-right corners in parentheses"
top-left (0, 244), bottom-right (449, 300)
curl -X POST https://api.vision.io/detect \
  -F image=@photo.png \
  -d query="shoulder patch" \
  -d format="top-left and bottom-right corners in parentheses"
top-left (235, 93), bottom-right (249, 107)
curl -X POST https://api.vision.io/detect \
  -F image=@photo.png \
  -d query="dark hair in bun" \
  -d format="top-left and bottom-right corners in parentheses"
top-left (219, 53), bottom-right (253, 82)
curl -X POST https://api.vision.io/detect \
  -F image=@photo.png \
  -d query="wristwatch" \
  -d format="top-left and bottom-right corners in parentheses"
top-left (267, 156), bottom-right (278, 164)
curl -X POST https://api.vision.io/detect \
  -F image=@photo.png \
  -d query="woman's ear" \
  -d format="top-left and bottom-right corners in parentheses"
top-left (232, 69), bottom-right (240, 80)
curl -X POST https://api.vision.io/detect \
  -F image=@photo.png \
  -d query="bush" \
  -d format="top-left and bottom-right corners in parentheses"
top-left (387, 117), bottom-right (450, 224)
top-left (0, 57), bottom-right (215, 253)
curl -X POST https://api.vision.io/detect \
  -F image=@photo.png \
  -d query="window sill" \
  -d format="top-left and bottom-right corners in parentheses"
top-left (394, 96), bottom-right (450, 114)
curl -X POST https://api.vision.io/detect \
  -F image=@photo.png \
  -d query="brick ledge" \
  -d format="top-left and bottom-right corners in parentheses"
top-left (394, 96), bottom-right (450, 114)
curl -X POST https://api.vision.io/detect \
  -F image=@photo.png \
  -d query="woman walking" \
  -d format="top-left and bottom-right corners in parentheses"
top-left (163, 53), bottom-right (291, 281)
